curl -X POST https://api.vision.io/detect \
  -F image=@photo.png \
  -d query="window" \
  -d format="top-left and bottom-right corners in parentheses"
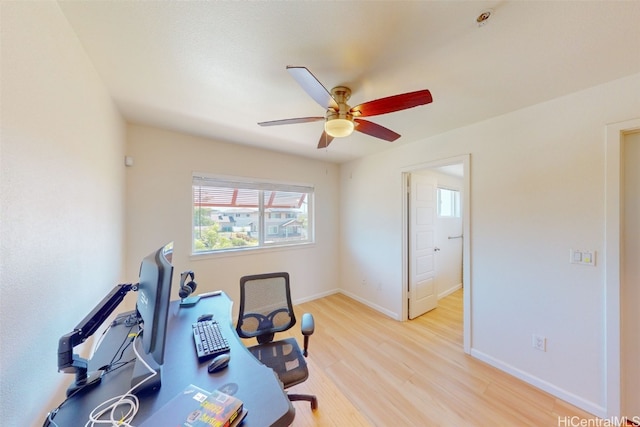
top-left (437, 187), bottom-right (461, 218)
top-left (192, 175), bottom-right (313, 254)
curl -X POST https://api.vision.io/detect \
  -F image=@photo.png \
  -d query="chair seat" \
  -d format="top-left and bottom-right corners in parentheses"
top-left (248, 337), bottom-right (309, 388)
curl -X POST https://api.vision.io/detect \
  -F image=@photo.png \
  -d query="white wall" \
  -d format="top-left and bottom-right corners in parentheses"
top-left (124, 124), bottom-right (340, 312)
top-left (0, 2), bottom-right (127, 426)
top-left (339, 73), bottom-right (640, 415)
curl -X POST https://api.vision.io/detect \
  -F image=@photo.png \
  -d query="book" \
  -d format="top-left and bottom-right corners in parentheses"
top-left (229, 408), bottom-right (247, 427)
top-left (139, 384), bottom-right (245, 427)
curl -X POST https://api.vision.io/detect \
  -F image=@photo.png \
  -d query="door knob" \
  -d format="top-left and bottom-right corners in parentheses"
top-left (434, 247), bottom-right (441, 252)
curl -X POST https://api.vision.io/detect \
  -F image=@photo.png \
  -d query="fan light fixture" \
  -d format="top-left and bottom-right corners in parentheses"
top-left (325, 118), bottom-right (354, 138)
top-left (257, 67), bottom-right (433, 149)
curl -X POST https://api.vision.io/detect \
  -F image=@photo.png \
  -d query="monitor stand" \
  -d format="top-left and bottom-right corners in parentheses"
top-left (66, 366), bottom-right (104, 397)
top-left (130, 338), bottom-right (162, 395)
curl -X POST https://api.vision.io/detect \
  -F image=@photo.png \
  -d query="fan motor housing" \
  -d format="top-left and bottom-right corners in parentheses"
top-left (327, 86), bottom-right (353, 121)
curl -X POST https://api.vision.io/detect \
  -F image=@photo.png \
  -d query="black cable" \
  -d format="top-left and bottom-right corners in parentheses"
top-left (106, 323), bottom-right (138, 370)
top-left (43, 381), bottom-right (86, 427)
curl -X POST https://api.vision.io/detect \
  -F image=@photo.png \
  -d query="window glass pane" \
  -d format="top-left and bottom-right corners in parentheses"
top-left (437, 188), bottom-right (460, 218)
top-left (193, 186), bottom-right (259, 252)
top-left (264, 190), bottom-right (308, 245)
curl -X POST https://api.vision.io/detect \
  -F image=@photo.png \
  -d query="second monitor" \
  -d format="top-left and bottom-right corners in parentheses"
top-left (130, 242), bottom-right (174, 394)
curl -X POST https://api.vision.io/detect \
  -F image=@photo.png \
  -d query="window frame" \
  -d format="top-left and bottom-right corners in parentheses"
top-left (192, 174), bottom-right (314, 256)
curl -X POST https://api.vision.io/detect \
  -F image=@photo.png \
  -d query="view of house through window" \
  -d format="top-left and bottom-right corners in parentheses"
top-left (192, 175), bottom-right (313, 254)
top-left (437, 187), bottom-right (461, 218)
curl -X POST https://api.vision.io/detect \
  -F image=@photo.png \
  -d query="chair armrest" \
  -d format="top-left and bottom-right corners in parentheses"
top-left (301, 313), bottom-right (315, 336)
top-left (300, 313), bottom-right (314, 357)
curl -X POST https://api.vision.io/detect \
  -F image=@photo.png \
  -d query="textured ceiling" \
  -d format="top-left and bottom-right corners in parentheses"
top-left (58, 1), bottom-right (640, 163)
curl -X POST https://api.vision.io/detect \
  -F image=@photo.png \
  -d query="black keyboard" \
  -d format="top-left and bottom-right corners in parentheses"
top-left (192, 320), bottom-right (230, 361)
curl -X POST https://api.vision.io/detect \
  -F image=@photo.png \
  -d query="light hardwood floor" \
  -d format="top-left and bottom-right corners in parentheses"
top-left (281, 289), bottom-right (598, 427)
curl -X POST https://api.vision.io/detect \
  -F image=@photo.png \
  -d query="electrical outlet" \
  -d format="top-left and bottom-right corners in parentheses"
top-left (532, 334), bottom-right (546, 352)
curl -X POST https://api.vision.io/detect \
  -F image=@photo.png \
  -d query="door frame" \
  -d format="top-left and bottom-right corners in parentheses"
top-left (605, 118), bottom-right (640, 418)
top-left (401, 154), bottom-right (471, 353)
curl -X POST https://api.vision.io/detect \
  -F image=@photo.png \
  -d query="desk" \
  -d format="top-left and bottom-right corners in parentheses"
top-left (49, 292), bottom-right (295, 426)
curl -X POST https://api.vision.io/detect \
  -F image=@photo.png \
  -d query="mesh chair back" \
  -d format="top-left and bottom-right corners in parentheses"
top-left (236, 272), bottom-right (296, 343)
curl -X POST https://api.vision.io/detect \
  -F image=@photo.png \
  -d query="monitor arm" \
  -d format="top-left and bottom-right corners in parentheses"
top-left (57, 283), bottom-right (137, 395)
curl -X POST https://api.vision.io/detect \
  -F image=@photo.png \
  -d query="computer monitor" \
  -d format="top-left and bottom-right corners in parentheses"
top-left (130, 242), bottom-right (174, 393)
top-left (136, 243), bottom-right (173, 365)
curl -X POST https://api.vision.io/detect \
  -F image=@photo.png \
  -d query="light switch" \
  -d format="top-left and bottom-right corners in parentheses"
top-left (570, 249), bottom-right (596, 266)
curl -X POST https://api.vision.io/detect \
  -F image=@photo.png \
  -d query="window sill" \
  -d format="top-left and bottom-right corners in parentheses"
top-left (190, 241), bottom-right (316, 261)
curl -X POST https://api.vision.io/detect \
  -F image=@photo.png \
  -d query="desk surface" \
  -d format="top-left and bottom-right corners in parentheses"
top-left (50, 293), bottom-right (295, 426)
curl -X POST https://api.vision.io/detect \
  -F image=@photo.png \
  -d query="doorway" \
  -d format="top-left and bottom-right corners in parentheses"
top-left (605, 118), bottom-right (640, 418)
top-left (402, 154), bottom-right (471, 353)
top-left (621, 130), bottom-right (640, 418)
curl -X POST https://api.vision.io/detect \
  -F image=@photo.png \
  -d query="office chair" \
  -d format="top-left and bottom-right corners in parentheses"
top-left (236, 272), bottom-right (318, 410)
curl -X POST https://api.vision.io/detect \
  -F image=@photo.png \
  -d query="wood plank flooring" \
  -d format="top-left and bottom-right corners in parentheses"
top-left (280, 290), bottom-right (598, 426)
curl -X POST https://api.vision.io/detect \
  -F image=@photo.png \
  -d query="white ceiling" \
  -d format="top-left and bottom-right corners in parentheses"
top-left (58, 1), bottom-right (640, 164)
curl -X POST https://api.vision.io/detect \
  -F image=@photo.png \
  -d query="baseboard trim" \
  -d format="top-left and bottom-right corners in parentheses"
top-left (438, 283), bottom-right (462, 300)
top-left (294, 289), bottom-right (401, 320)
top-left (470, 348), bottom-right (607, 418)
top-left (337, 290), bottom-right (402, 320)
top-left (292, 289), bottom-right (339, 306)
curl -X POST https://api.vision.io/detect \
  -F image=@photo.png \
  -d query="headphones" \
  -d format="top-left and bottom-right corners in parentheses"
top-left (179, 270), bottom-right (197, 299)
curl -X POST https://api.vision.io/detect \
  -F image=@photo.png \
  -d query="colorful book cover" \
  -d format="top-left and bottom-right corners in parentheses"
top-left (139, 384), bottom-right (244, 427)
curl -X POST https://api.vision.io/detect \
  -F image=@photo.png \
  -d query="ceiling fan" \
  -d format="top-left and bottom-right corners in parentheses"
top-left (258, 66), bottom-right (433, 149)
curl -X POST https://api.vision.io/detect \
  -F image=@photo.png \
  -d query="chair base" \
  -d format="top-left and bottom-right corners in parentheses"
top-left (288, 393), bottom-right (318, 410)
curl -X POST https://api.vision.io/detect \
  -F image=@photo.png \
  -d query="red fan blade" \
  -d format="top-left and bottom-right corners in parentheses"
top-left (258, 117), bottom-right (324, 127)
top-left (287, 66), bottom-right (339, 110)
top-left (317, 131), bottom-right (334, 149)
top-left (350, 89), bottom-right (432, 117)
top-left (354, 118), bottom-right (401, 142)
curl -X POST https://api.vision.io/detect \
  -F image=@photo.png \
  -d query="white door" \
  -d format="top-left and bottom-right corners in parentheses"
top-left (408, 173), bottom-right (438, 319)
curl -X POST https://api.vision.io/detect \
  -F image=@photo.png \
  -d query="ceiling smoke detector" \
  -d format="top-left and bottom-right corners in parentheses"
top-left (476, 9), bottom-right (493, 27)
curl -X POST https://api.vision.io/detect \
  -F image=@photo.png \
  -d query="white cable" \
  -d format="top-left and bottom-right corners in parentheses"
top-left (46, 411), bottom-right (60, 427)
top-left (91, 323), bottom-right (112, 359)
top-left (85, 328), bottom-right (157, 427)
